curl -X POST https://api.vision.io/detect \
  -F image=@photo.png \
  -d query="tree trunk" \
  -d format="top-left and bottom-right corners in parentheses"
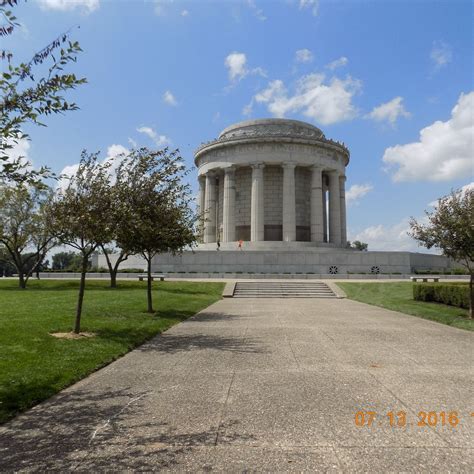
top-left (110, 270), bottom-right (117, 289)
top-left (469, 273), bottom-right (473, 320)
top-left (18, 271), bottom-right (26, 289)
top-left (74, 255), bottom-right (88, 334)
top-left (146, 257), bottom-right (154, 313)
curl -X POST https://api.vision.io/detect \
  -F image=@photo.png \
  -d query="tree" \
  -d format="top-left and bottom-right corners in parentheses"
top-left (1, 0), bottom-right (86, 185)
top-left (114, 147), bottom-right (197, 313)
top-left (409, 188), bottom-right (474, 319)
top-left (49, 151), bottom-right (113, 333)
top-left (0, 182), bottom-right (56, 288)
top-left (99, 244), bottom-right (129, 289)
top-left (52, 251), bottom-right (81, 271)
top-left (0, 248), bottom-right (15, 276)
top-left (350, 240), bottom-right (368, 251)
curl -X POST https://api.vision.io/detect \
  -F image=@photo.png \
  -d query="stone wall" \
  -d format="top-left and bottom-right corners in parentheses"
top-left (264, 166), bottom-right (283, 240)
top-left (93, 250), bottom-right (456, 276)
top-left (235, 167), bottom-right (251, 240)
top-left (295, 167), bottom-right (311, 240)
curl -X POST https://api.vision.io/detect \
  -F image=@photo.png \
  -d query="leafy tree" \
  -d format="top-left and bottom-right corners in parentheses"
top-left (0, 182), bottom-right (56, 288)
top-left (99, 244), bottom-right (129, 289)
top-left (52, 251), bottom-right (80, 270)
top-left (49, 151), bottom-right (113, 333)
top-left (409, 188), bottom-right (474, 319)
top-left (0, 248), bottom-right (15, 276)
top-left (114, 147), bottom-right (197, 313)
top-left (1, 0), bottom-right (86, 184)
top-left (350, 240), bottom-right (368, 251)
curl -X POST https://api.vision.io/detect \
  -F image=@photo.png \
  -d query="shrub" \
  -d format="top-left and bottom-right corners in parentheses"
top-left (413, 283), bottom-right (470, 309)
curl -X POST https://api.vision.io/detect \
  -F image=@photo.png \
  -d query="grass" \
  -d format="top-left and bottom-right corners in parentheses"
top-left (0, 279), bottom-right (224, 424)
top-left (337, 282), bottom-right (473, 331)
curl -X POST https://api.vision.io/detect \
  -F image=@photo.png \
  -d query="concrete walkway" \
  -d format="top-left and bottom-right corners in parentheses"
top-left (0, 296), bottom-right (473, 472)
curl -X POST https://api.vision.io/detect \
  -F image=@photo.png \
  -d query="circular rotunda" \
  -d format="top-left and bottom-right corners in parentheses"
top-left (195, 118), bottom-right (350, 249)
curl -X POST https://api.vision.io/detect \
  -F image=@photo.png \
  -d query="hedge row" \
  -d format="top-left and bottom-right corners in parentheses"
top-left (413, 283), bottom-right (470, 309)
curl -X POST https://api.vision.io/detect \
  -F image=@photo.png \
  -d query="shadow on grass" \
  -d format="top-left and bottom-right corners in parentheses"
top-left (0, 376), bottom-right (66, 425)
top-left (0, 388), bottom-right (256, 470)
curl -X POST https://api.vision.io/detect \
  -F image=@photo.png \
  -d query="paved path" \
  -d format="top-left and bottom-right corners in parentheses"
top-left (1, 296), bottom-right (473, 472)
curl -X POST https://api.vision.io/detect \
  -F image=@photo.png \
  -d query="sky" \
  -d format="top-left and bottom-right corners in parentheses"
top-left (5, 0), bottom-right (474, 252)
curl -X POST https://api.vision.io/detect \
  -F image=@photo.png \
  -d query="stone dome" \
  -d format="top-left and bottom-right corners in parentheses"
top-left (218, 118), bottom-right (325, 141)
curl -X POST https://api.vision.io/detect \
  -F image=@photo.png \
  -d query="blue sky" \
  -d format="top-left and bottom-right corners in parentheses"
top-left (6, 0), bottom-right (474, 251)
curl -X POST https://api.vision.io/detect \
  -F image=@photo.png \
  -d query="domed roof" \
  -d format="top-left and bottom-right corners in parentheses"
top-left (218, 118), bottom-right (325, 141)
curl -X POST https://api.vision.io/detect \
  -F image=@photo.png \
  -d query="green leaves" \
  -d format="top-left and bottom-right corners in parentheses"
top-left (0, 2), bottom-right (86, 185)
top-left (409, 188), bottom-right (474, 272)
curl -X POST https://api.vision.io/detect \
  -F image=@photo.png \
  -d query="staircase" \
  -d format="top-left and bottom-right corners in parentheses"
top-left (232, 281), bottom-right (337, 298)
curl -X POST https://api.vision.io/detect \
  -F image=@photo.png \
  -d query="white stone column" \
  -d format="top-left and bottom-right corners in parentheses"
top-left (328, 170), bottom-right (342, 246)
top-left (322, 179), bottom-right (328, 243)
top-left (250, 163), bottom-right (265, 241)
top-left (282, 163), bottom-right (296, 241)
top-left (339, 175), bottom-right (347, 247)
top-left (310, 166), bottom-right (324, 242)
top-left (203, 172), bottom-right (217, 243)
top-left (222, 167), bottom-right (236, 243)
top-left (198, 175), bottom-right (206, 243)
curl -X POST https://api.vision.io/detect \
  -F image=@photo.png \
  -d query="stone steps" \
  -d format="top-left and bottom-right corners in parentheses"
top-left (233, 282), bottom-right (337, 298)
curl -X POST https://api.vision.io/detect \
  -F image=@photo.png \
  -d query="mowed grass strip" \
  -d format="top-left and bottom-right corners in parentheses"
top-left (0, 279), bottom-right (224, 423)
top-left (337, 282), bottom-right (473, 331)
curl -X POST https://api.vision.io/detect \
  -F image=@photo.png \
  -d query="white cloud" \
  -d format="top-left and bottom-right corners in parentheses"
top-left (366, 96), bottom-right (410, 126)
top-left (349, 219), bottom-right (421, 252)
top-left (299, 0), bottom-right (319, 16)
top-left (383, 91), bottom-right (474, 182)
top-left (326, 56), bottom-right (348, 70)
top-left (345, 183), bottom-right (373, 206)
top-left (163, 90), bottom-right (178, 106)
top-left (247, 73), bottom-right (361, 125)
top-left (224, 52), bottom-right (265, 83)
top-left (246, 0), bottom-right (266, 21)
top-left (3, 136), bottom-right (31, 164)
top-left (225, 52), bottom-right (248, 82)
top-left (128, 137), bottom-right (138, 148)
top-left (39, 0), bottom-right (99, 13)
top-left (429, 181), bottom-right (474, 207)
top-left (430, 41), bottom-right (452, 70)
top-left (153, 0), bottom-right (173, 16)
top-left (181, 9), bottom-right (189, 16)
top-left (136, 126), bottom-right (171, 147)
top-left (57, 144), bottom-right (128, 190)
top-left (295, 49), bottom-right (313, 63)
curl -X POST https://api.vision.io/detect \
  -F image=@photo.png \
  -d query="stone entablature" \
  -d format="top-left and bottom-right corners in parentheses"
top-left (195, 118), bottom-right (349, 248)
top-left (195, 118), bottom-right (350, 168)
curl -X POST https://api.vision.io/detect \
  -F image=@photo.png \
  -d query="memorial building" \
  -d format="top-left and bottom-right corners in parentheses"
top-left (94, 118), bottom-right (457, 276)
top-left (195, 118), bottom-right (348, 248)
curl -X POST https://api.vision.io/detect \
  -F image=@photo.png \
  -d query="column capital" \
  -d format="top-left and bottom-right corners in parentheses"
top-left (224, 166), bottom-right (236, 176)
top-left (251, 162), bottom-right (265, 170)
top-left (282, 162), bottom-right (296, 170)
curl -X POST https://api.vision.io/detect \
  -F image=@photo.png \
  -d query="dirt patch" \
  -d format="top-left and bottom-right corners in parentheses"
top-left (50, 332), bottom-right (97, 339)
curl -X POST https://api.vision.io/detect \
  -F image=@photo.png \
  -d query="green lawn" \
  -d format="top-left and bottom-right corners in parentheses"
top-left (337, 282), bottom-right (472, 331)
top-left (0, 279), bottom-right (224, 424)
